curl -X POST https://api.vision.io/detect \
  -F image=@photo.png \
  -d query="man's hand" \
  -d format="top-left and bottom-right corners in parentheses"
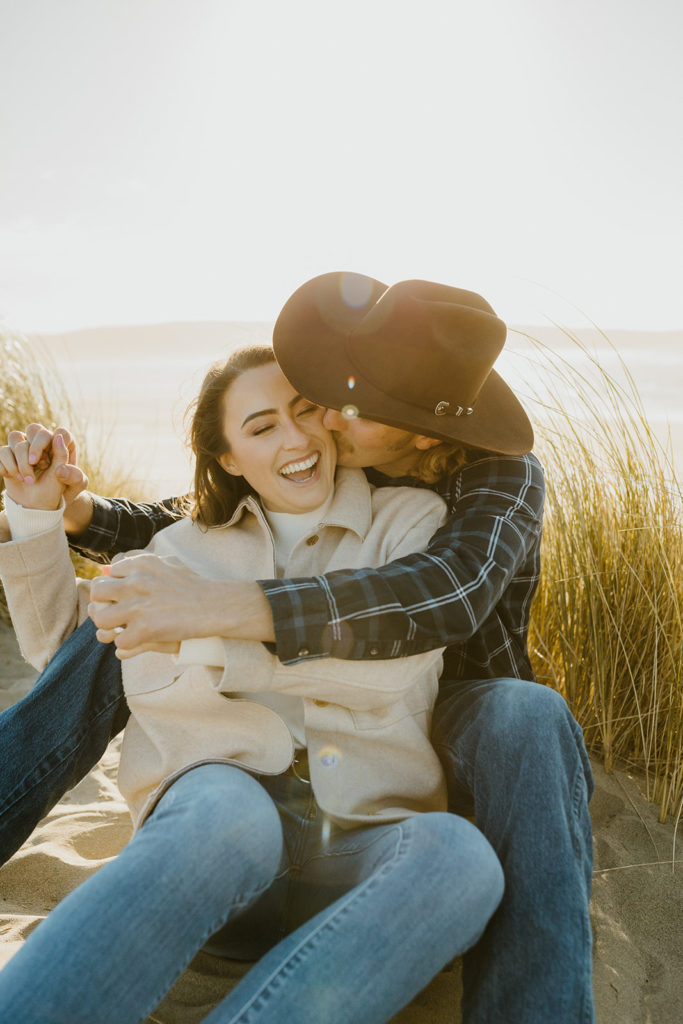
top-left (88, 552), bottom-right (276, 659)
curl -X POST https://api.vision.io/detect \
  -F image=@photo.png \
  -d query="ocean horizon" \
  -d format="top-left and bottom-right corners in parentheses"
top-left (27, 321), bottom-right (683, 499)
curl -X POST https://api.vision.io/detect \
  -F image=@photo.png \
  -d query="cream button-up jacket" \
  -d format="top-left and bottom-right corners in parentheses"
top-left (0, 469), bottom-right (447, 830)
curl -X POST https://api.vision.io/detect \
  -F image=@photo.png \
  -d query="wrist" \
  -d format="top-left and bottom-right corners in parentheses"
top-left (63, 491), bottom-right (95, 536)
top-left (200, 580), bottom-right (276, 643)
top-left (2, 487), bottom-right (63, 513)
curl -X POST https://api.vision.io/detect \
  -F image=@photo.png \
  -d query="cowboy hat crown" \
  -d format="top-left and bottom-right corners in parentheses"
top-left (273, 272), bottom-right (533, 455)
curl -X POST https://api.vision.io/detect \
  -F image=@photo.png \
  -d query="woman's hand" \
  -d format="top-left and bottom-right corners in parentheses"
top-left (1, 428), bottom-right (71, 510)
top-left (0, 424), bottom-right (88, 513)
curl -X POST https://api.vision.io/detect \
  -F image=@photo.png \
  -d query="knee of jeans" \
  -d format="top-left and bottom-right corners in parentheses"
top-left (151, 765), bottom-right (283, 877)
top-left (407, 813), bottom-right (505, 914)
top-left (475, 680), bottom-right (579, 749)
top-left (481, 681), bottom-right (594, 796)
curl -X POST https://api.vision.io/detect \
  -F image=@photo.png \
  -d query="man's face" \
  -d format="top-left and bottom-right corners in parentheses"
top-left (322, 407), bottom-right (422, 477)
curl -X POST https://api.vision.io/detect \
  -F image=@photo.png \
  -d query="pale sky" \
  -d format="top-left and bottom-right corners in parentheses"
top-left (1, 0), bottom-right (681, 333)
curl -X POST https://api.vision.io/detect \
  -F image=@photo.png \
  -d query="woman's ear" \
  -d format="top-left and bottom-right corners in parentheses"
top-left (217, 453), bottom-right (241, 477)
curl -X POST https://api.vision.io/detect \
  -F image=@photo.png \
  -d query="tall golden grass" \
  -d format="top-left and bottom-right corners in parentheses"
top-left (517, 328), bottom-right (683, 823)
top-left (0, 326), bottom-right (131, 619)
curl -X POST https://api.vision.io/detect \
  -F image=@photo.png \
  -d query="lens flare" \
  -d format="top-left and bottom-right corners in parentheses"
top-left (347, 376), bottom-right (355, 389)
top-left (318, 744), bottom-right (342, 768)
top-left (341, 404), bottom-right (359, 420)
top-left (340, 273), bottom-right (373, 310)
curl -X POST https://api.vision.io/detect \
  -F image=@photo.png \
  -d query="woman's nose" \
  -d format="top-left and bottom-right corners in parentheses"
top-left (281, 417), bottom-right (309, 448)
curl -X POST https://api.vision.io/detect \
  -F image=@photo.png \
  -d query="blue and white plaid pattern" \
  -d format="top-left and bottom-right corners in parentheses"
top-left (72, 452), bottom-right (544, 681)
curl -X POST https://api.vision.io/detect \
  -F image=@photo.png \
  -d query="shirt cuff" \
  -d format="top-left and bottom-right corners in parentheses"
top-left (258, 576), bottom-right (334, 664)
top-left (3, 493), bottom-right (65, 540)
top-left (77, 494), bottom-right (117, 546)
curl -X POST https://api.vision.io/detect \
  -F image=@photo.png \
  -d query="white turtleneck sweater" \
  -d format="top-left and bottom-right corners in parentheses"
top-left (263, 491), bottom-right (334, 575)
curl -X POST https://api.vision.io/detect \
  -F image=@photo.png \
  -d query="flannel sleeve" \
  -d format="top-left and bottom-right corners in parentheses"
top-left (259, 454), bottom-right (545, 664)
top-left (68, 494), bottom-right (185, 563)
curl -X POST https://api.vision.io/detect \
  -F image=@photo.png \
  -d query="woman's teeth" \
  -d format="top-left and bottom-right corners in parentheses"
top-left (280, 453), bottom-right (319, 481)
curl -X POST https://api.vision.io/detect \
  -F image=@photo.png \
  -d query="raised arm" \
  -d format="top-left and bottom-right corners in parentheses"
top-left (0, 422), bottom-right (185, 561)
top-left (69, 494), bottom-right (185, 563)
top-left (0, 432), bottom-right (91, 670)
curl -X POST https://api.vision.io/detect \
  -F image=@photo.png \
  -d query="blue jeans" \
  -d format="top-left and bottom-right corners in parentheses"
top-left (0, 620), bottom-right (595, 1022)
top-left (432, 677), bottom-right (595, 1024)
top-left (0, 764), bottom-right (503, 1024)
top-left (0, 619), bottom-right (129, 865)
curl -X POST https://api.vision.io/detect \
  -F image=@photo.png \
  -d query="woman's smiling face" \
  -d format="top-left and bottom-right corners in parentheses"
top-left (218, 361), bottom-right (337, 514)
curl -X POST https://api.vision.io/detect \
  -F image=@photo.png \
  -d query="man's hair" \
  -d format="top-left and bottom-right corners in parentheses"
top-left (184, 344), bottom-right (276, 527)
top-left (409, 440), bottom-right (476, 483)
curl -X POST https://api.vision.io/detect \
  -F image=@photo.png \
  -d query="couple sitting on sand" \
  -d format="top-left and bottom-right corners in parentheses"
top-left (0, 273), bottom-right (595, 1024)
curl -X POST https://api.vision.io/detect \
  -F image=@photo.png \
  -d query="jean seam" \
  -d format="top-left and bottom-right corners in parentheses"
top-left (434, 740), bottom-right (472, 807)
top-left (573, 760), bottom-right (595, 1024)
top-left (570, 747), bottom-right (593, 859)
top-left (226, 826), bottom-right (410, 1023)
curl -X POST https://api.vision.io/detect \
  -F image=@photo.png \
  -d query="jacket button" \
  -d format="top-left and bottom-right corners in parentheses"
top-left (314, 699), bottom-right (329, 708)
top-left (306, 535), bottom-right (319, 546)
top-left (298, 647), bottom-right (310, 658)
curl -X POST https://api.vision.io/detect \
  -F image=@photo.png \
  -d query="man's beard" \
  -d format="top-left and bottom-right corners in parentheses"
top-left (332, 431), bottom-right (353, 456)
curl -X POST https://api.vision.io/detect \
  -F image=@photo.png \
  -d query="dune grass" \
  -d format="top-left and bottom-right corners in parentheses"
top-left (0, 325), bottom-right (132, 619)
top-left (516, 328), bottom-right (683, 823)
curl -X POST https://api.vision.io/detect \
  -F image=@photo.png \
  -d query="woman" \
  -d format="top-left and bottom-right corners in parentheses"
top-left (0, 346), bottom-right (503, 1024)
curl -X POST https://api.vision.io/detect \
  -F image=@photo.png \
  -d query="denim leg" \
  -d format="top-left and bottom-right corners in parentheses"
top-left (432, 677), bottom-right (595, 1024)
top-left (0, 764), bottom-right (284, 1024)
top-left (205, 811), bottom-right (504, 1024)
top-left (0, 618), bottom-right (128, 866)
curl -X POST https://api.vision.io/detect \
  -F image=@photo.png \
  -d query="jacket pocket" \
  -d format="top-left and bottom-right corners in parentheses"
top-left (349, 676), bottom-right (437, 731)
top-left (350, 700), bottom-right (425, 731)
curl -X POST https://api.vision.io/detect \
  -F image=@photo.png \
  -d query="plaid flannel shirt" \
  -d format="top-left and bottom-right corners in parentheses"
top-left (71, 452), bottom-right (544, 682)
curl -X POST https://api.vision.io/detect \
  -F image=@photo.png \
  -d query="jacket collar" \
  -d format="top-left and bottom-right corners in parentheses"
top-left (223, 467), bottom-right (373, 540)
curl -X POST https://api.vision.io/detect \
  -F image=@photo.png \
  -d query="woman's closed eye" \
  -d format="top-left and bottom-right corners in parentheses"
top-left (249, 401), bottom-right (320, 437)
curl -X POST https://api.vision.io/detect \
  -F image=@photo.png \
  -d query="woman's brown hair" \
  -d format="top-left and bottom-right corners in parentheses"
top-left (185, 344), bottom-right (276, 527)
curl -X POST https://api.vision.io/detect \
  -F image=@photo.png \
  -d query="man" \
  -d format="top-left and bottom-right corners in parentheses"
top-left (0, 273), bottom-right (594, 1023)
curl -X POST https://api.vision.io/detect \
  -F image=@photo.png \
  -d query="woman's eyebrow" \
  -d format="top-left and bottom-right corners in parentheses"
top-left (241, 407), bottom-right (276, 428)
top-left (240, 395), bottom-right (306, 429)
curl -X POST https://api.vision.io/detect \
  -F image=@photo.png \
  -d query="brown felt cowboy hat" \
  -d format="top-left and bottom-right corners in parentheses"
top-left (273, 272), bottom-right (533, 455)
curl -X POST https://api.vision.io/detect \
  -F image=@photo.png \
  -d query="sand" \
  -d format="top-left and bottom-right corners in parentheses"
top-left (1, 620), bottom-right (681, 1023)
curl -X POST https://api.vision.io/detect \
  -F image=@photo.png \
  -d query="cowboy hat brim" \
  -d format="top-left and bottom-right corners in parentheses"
top-left (274, 272), bottom-right (534, 456)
